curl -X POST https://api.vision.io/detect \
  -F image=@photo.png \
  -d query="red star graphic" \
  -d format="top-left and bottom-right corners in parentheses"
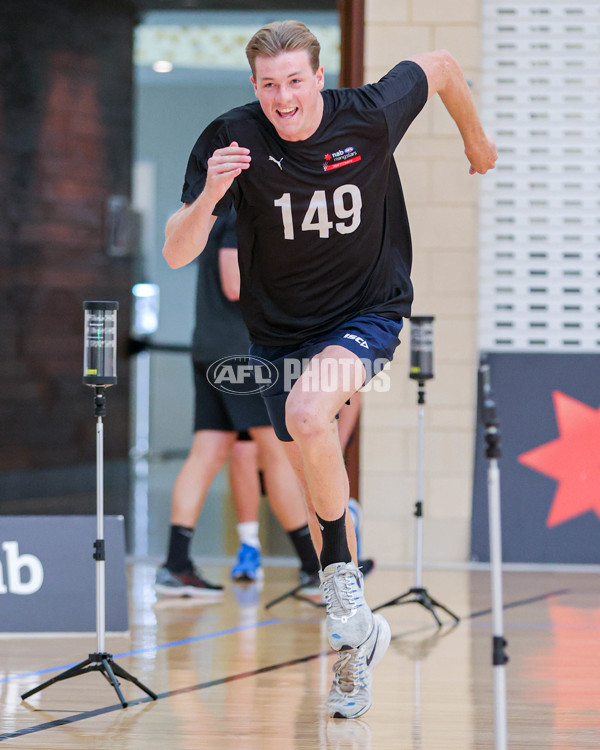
top-left (518, 391), bottom-right (600, 527)
top-left (324, 153), bottom-right (332, 161)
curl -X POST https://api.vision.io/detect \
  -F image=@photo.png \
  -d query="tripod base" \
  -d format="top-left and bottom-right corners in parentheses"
top-left (21, 652), bottom-right (158, 708)
top-left (373, 587), bottom-right (460, 628)
top-left (265, 584), bottom-right (325, 610)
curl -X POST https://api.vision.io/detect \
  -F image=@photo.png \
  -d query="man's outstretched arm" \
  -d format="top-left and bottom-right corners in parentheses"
top-left (162, 142), bottom-right (251, 269)
top-left (410, 50), bottom-right (497, 175)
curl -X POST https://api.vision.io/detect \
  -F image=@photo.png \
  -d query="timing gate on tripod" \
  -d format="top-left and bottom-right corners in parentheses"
top-left (374, 316), bottom-right (459, 627)
top-left (21, 301), bottom-right (157, 709)
top-left (410, 315), bottom-right (434, 595)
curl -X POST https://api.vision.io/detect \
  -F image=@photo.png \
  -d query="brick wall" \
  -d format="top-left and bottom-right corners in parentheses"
top-left (0, 0), bottom-right (135, 507)
top-left (362, 0), bottom-right (482, 563)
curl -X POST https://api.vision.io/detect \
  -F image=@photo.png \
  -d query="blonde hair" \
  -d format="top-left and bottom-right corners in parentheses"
top-left (245, 20), bottom-right (321, 78)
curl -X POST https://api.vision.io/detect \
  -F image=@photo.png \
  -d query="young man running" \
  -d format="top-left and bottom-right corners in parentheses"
top-left (162, 20), bottom-right (497, 719)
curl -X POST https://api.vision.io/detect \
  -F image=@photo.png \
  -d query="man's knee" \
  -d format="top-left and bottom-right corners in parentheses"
top-left (250, 427), bottom-right (284, 464)
top-left (285, 393), bottom-right (330, 441)
top-left (189, 431), bottom-right (235, 465)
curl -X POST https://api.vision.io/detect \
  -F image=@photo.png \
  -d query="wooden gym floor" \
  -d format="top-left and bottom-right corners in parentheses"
top-left (1, 562), bottom-right (599, 748)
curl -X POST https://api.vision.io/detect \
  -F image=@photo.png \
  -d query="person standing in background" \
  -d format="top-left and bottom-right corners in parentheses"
top-left (155, 207), bottom-right (321, 595)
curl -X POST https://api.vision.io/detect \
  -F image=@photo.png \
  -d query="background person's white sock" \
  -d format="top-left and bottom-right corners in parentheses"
top-left (237, 521), bottom-right (260, 549)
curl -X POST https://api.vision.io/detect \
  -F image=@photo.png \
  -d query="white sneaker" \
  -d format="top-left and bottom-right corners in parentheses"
top-left (320, 561), bottom-right (373, 651)
top-left (328, 613), bottom-right (391, 719)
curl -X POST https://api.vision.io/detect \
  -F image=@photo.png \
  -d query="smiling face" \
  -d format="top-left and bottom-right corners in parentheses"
top-left (251, 50), bottom-right (324, 142)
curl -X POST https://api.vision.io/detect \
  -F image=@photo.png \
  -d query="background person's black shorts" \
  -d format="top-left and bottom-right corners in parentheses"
top-left (193, 361), bottom-right (271, 433)
top-left (250, 313), bottom-right (403, 441)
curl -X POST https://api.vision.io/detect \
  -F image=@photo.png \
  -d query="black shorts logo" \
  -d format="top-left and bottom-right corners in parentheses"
top-left (206, 355), bottom-right (278, 395)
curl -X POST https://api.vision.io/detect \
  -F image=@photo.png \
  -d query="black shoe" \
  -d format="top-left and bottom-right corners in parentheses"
top-left (358, 558), bottom-right (375, 577)
top-left (154, 565), bottom-right (224, 598)
top-left (298, 569), bottom-right (321, 595)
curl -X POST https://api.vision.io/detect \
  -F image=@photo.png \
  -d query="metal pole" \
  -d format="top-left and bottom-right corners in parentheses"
top-left (479, 361), bottom-right (508, 750)
top-left (488, 455), bottom-right (507, 750)
top-left (96, 416), bottom-right (105, 655)
top-left (412, 658), bottom-right (422, 749)
top-left (488, 458), bottom-right (505, 651)
top-left (415, 395), bottom-right (425, 589)
top-left (133, 349), bottom-right (151, 459)
top-left (132, 349), bottom-right (150, 557)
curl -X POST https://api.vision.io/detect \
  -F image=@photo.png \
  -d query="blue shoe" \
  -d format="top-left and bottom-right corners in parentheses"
top-left (231, 543), bottom-right (263, 582)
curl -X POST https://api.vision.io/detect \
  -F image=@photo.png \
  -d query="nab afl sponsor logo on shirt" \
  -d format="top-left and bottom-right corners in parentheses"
top-left (323, 146), bottom-right (362, 172)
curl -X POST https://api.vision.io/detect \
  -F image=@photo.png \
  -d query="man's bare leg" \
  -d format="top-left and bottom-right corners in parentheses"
top-left (249, 426), bottom-right (308, 530)
top-left (156, 429), bottom-right (236, 596)
top-left (281, 440), bottom-right (357, 562)
top-left (250, 426), bottom-right (321, 581)
top-left (170, 430), bottom-right (237, 527)
top-left (284, 346), bottom-right (377, 666)
top-left (284, 346), bottom-right (364, 566)
top-left (228, 439), bottom-right (264, 581)
top-left (229, 440), bottom-right (261, 524)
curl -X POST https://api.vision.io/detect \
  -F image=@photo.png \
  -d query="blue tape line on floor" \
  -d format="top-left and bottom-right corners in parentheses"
top-left (0, 618), bottom-right (283, 685)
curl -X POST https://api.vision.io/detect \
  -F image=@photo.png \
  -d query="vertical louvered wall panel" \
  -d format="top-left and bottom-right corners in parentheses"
top-left (478, 1), bottom-right (600, 352)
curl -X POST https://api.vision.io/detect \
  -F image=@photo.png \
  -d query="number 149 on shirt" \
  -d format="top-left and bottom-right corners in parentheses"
top-left (274, 185), bottom-right (362, 240)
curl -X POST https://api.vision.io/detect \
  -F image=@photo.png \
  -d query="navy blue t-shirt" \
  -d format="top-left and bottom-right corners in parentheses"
top-left (182, 61), bottom-right (428, 346)
top-left (192, 207), bottom-right (250, 362)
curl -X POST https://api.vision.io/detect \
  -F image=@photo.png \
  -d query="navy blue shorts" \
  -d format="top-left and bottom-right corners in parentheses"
top-left (193, 361), bottom-right (271, 433)
top-left (250, 313), bottom-right (403, 441)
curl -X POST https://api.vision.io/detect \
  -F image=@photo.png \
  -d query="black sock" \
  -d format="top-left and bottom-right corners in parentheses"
top-left (317, 511), bottom-right (351, 569)
top-left (288, 524), bottom-right (320, 575)
top-left (165, 525), bottom-right (194, 573)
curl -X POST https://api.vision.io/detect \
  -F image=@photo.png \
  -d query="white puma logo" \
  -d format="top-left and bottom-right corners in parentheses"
top-left (268, 155), bottom-right (283, 170)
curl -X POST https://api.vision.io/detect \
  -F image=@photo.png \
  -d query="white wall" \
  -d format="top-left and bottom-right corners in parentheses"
top-left (362, 0), bottom-right (483, 563)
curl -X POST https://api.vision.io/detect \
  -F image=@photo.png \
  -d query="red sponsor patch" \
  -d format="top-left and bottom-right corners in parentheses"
top-left (323, 154), bottom-right (362, 172)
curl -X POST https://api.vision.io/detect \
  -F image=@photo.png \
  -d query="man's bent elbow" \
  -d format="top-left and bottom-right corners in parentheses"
top-left (162, 240), bottom-right (184, 269)
top-left (412, 49), bottom-right (460, 98)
